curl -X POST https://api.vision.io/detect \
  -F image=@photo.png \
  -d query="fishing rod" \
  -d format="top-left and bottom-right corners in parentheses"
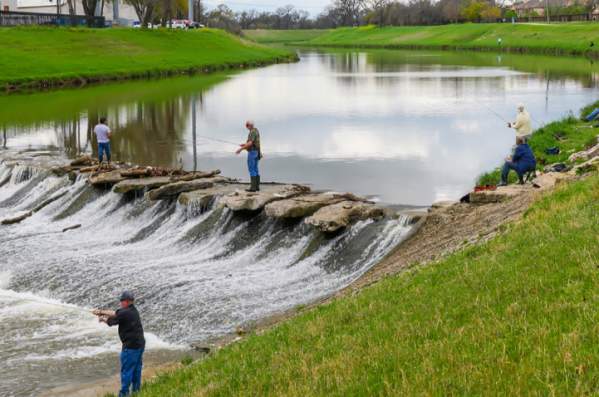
top-left (483, 103), bottom-right (543, 127)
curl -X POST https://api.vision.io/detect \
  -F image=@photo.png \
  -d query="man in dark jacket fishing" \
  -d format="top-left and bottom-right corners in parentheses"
top-left (499, 136), bottom-right (536, 186)
top-left (93, 291), bottom-right (145, 397)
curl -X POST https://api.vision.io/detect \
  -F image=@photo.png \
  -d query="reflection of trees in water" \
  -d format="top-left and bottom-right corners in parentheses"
top-left (108, 95), bottom-right (193, 168)
top-left (1, 93), bottom-right (198, 168)
top-left (56, 117), bottom-right (82, 158)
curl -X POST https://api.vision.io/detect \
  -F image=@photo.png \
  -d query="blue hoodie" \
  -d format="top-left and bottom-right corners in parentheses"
top-left (512, 143), bottom-right (536, 174)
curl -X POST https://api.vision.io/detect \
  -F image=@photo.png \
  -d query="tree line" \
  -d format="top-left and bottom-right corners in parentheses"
top-left (71, 0), bottom-right (597, 29)
top-left (205, 0), bottom-right (598, 31)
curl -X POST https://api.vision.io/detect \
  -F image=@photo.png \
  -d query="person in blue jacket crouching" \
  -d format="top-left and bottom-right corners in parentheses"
top-left (499, 136), bottom-right (537, 186)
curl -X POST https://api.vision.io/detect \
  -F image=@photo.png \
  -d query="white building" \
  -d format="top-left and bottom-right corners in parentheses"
top-left (0, 0), bottom-right (139, 25)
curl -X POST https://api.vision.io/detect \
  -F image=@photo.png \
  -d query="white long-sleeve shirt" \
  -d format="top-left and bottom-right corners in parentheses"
top-left (512, 110), bottom-right (532, 138)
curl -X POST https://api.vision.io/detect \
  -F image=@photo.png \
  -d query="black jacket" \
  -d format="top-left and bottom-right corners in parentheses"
top-left (107, 305), bottom-right (145, 350)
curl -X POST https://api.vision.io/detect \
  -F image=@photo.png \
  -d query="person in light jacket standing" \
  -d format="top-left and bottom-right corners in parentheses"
top-left (94, 117), bottom-right (112, 165)
top-left (508, 104), bottom-right (532, 142)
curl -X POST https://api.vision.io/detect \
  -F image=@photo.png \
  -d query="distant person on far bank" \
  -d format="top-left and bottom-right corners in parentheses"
top-left (235, 120), bottom-right (262, 192)
top-left (499, 136), bottom-right (536, 186)
top-left (92, 291), bottom-right (145, 397)
top-left (94, 117), bottom-right (112, 166)
top-left (508, 103), bottom-right (532, 142)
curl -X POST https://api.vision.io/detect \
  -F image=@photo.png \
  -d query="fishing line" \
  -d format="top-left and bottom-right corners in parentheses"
top-left (0, 294), bottom-right (92, 314)
top-left (483, 104), bottom-right (510, 123)
top-left (194, 134), bottom-right (239, 147)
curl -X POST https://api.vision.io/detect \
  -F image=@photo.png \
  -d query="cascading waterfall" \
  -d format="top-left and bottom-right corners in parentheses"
top-left (0, 155), bottom-right (415, 396)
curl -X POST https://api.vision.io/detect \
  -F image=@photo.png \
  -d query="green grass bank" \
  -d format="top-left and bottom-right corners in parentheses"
top-left (478, 101), bottom-right (599, 185)
top-left (253, 24), bottom-right (599, 57)
top-left (0, 27), bottom-right (295, 92)
top-left (242, 29), bottom-right (329, 44)
top-left (134, 169), bottom-right (599, 396)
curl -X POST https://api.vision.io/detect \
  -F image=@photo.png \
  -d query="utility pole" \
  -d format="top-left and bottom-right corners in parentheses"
top-left (113, 0), bottom-right (119, 23)
top-left (191, 96), bottom-right (197, 172)
top-left (545, 0), bottom-right (550, 22)
top-left (188, 0), bottom-right (193, 21)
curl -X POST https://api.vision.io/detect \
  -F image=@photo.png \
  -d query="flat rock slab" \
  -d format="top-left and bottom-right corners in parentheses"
top-left (113, 176), bottom-right (172, 194)
top-left (532, 172), bottom-right (573, 190)
top-left (89, 170), bottom-right (126, 186)
top-left (305, 201), bottom-right (385, 233)
top-left (265, 192), bottom-right (364, 219)
top-left (570, 156), bottom-right (599, 175)
top-left (568, 140), bottom-right (599, 162)
top-left (469, 185), bottom-right (529, 204)
top-left (178, 184), bottom-right (245, 208)
top-left (222, 184), bottom-right (310, 212)
top-left (146, 177), bottom-right (228, 201)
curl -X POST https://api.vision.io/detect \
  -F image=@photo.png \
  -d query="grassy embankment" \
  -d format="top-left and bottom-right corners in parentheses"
top-left (478, 101), bottom-right (599, 185)
top-left (0, 27), bottom-right (295, 91)
top-left (248, 24), bottom-right (599, 57)
top-left (134, 170), bottom-right (599, 396)
top-left (242, 28), bottom-right (329, 44)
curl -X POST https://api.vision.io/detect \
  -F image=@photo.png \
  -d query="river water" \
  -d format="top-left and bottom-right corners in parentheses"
top-left (0, 49), bottom-right (598, 396)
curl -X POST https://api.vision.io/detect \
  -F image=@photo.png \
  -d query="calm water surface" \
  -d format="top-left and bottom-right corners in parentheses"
top-left (1, 49), bottom-right (598, 205)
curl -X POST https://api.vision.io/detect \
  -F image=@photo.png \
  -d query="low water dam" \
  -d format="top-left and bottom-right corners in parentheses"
top-left (1, 49), bottom-right (598, 396)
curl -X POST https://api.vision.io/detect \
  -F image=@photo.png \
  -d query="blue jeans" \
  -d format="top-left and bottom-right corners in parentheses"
top-left (501, 161), bottom-right (534, 183)
top-left (119, 348), bottom-right (144, 397)
top-left (585, 108), bottom-right (599, 122)
top-left (98, 142), bottom-right (111, 163)
top-left (247, 150), bottom-right (260, 177)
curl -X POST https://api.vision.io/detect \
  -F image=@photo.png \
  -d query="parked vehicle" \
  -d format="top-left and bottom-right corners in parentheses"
top-left (132, 21), bottom-right (158, 28)
top-left (170, 19), bottom-right (187, 29)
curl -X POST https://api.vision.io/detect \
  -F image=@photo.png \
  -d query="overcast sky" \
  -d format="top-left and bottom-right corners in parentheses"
top-left (202, 0), bottom-right (330, 15)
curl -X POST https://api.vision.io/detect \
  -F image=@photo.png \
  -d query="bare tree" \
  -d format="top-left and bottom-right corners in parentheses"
top-left (81, 0), bottom-right (101, 19)
top-left (125, 0), bottom-right (160, 26)
top-left (366, 0), bottom-right (389, 25)
top-left (334, 0), bottom-right (365, 25)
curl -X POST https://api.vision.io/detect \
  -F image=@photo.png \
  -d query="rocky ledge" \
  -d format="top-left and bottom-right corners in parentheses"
top-left (38, 156), bottom-right (389, 233)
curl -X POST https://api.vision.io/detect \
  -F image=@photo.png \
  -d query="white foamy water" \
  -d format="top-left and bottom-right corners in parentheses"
top-left (0, 155), bottom-right (413, 396)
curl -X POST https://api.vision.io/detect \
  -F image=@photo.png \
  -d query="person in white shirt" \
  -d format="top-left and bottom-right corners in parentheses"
top-left (508, 104), bottom-right (532, 142)
top-left (94, 117), bottom-right (112, 165)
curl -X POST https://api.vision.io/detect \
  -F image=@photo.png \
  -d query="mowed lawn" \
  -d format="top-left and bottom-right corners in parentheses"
top-left (243, 29), bottom-right (329, 43)
top-left (307, 23), bottom-right (599, 56)
top-left (135, 168), bottom-right (599, 396)
top-left (0, 27), bottom-right (291, 85)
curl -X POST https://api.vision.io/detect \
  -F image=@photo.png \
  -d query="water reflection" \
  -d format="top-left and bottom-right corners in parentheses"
top-left (1, 49), bottom-right (598, 205)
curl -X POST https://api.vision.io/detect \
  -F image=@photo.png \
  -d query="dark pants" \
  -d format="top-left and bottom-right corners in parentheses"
top-left (98, 142), bottom-right (111, 163)
top-left (119, 348), bottom-right (144, 397)
top-left (247, 150), bottom-right (260, 177)
top-left (501, 161), bottom-right (532, 183)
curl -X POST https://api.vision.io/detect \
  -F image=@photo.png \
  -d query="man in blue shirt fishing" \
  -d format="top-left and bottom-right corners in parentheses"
top-left (499, 136), bottom-right (537, 186)
top-left (236, 120), bottom-right (262, 192)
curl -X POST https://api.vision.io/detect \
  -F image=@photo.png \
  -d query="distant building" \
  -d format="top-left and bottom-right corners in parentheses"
top-left (512, 0), bottom-right (547, 17)
top-left (511, 0), bottom-right (593, 17)
top-left (0, 0), bottom-right (138, 24)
